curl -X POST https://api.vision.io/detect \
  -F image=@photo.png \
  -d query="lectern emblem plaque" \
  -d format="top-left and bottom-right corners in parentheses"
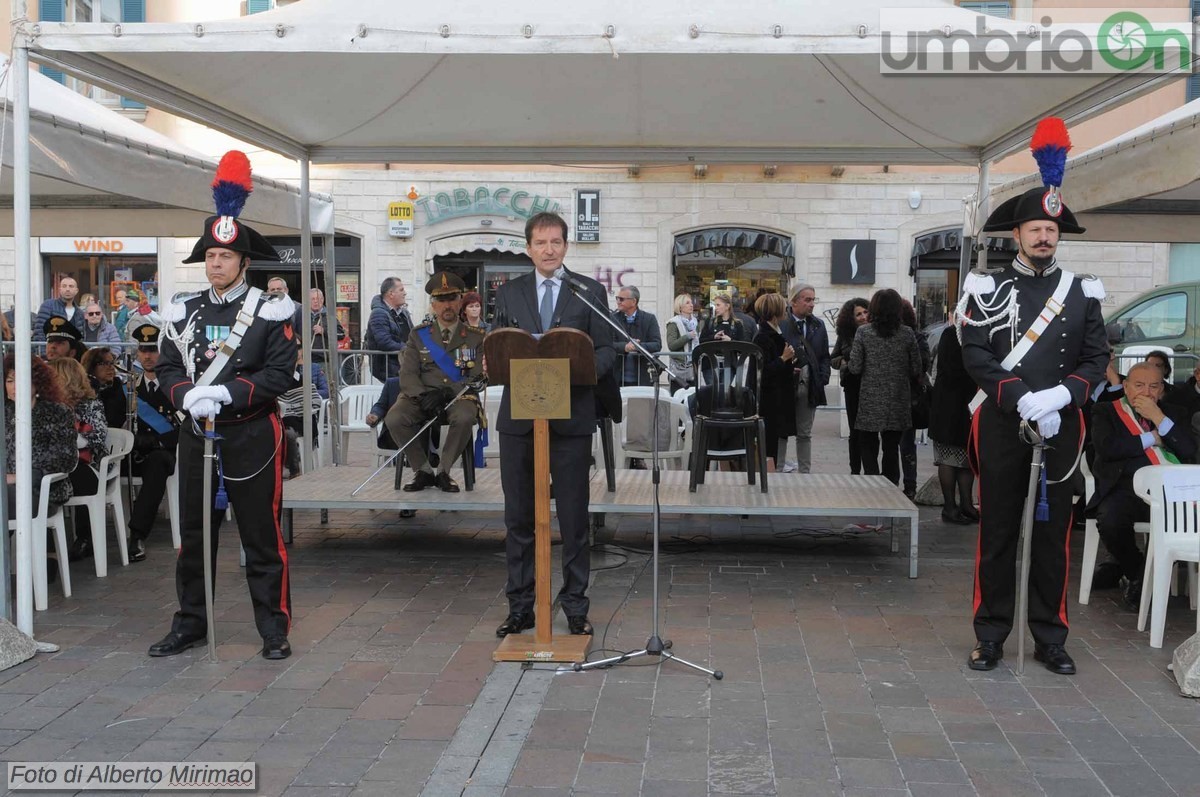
top-left (509, 358), bottom-right (572, 420)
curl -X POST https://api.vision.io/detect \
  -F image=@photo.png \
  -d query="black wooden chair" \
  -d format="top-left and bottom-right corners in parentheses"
top-left (688, 341), bottom-right (768, 493)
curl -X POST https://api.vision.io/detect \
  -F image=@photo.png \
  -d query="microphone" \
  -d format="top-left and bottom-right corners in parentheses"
top-left (553, 267), bottom-right (592, 294)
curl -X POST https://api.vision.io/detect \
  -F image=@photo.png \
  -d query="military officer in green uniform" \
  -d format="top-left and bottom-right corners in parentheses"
top-left (384, 271), bottom-right (485, 493)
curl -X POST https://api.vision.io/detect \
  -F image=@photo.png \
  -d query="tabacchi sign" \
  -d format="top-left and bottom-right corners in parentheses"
top-left (879, 8), bottom-right (1192, 75)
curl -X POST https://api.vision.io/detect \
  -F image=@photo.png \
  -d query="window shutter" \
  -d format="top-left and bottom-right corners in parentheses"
top-left (247, 0), bottom-right (272, 14)
top-left (958, 2), bottom-right (1011, 18)
top-left (121, 0), bottom-right (145, 22)
top-left (120, 0), bottom-right (147, 107)
top-left (39, 0), bottom-right (66, 83)
top-left (1191, 1), bottom-right (1200, 102)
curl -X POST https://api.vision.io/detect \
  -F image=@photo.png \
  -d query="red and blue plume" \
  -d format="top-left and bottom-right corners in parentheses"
top-left (211, 150), bottom-right (253, 218)
top-left (1030, 117), bottom-right (1071, 189)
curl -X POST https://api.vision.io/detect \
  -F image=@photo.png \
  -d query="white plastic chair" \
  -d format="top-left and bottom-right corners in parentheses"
top-left (64, 428), bottom-right (134, 578)
top-left (339, 385), bottom-right (379, 461)
top-left (1077, 456), bottom-right (1149, 604)
top-left (298, 398), bottom-right (330, 472)
top-left (1132, 464), bottom-right (1200, 648)
top-left (613, 396), bottom-right (691, 469)
top-left (8, 472), bottom-right (71, 610)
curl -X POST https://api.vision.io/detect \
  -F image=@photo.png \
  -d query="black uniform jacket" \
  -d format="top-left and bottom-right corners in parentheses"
top-left (134, 374), bottom-right (180, 452)
top-left (960, 261), bottom-right (1108, 414)
top-left (1087, 400), bottom-right (1197, 509)
top-left (156, 284), bottom-right (299, 426)
top-left (492, 266), bottom-right (616, 437)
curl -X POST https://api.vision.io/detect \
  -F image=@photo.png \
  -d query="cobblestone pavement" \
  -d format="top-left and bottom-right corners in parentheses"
top-left (2, 413), bottom-right (1198, 796)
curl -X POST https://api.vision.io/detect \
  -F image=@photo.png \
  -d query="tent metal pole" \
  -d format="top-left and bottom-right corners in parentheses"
top-left (12, 8), bottom-right (35, 636)
top-left (960, 161), bottom-right (991, 283)
top-left (299, 157), bottom-right (313, 476)
top-left (322, 231), bottom-right (340, 466)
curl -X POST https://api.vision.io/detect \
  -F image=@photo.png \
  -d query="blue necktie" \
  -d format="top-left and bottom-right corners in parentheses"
top-left (540, 280), bottom-right (555, 332)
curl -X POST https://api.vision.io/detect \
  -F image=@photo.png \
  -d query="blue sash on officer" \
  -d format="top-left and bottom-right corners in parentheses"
top-left (137, 397), bottom-right (175, 434)
top-left (417, 326), bottom-right (463, 383)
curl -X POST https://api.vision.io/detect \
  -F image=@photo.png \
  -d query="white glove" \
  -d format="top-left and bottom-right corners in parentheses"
top-left (187, 398), bottom-right (221, 420)
top-left (1036, 411), bottom-right (1062, 439)
top-left (1016, 384), bottom-right (1071, 422)
top-left (182, 385), bottom-right (232, 411)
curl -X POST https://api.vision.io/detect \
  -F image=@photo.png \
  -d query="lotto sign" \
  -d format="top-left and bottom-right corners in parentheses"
top-left (575, 189), bottom-right (600, 243)
top-left (388, 201), bottom-right (414, 238)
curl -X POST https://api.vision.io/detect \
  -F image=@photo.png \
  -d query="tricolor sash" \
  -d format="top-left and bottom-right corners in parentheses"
top-left (1113, 397), bottom-right (1180, 464)
top-left (417, 326), bottom-right (463, 383)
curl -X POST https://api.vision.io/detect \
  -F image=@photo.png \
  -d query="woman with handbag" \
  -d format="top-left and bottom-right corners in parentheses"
top-left (848, 289), bottom-right (922, 485)
top-left (665, 293), bottom-right (699, 392)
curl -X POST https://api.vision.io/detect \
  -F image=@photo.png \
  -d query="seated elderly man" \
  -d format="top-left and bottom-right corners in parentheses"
top-left (384, 271), bottom-right (484, 494)
top-left (1087, 361), bottom-right (1196, 610)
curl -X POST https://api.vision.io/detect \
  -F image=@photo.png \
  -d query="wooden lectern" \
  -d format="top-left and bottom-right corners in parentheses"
top-left (485, 327), bottom-right (595, 663)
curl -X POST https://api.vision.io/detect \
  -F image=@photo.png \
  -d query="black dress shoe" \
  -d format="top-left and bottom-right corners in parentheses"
top-left (129, 536), bottom-right (147, 563)
top-left (566, 615), bottom-right (594, 636)
top-left (435, 472), bottom-right (460, 493)
top-left (1092, 561), bottom-right (1123, 590)
top-left (1123, 579), bottom-right (1143, 612)
top-left (959, 505), bottom-right (980, 522)
top-left (399, 509), bottom-right (417, 519)
top-left (67, 537), bottom-right (93, 563)
top-left (402, 470), bottom-right (437, 492)
top-left (941, 509), bottom-right (973, 525)
top-left (148, 631), bottom-right (206, 657)
top-left (262, 635), bottom-right (291, 660)
top-left (1034, 643), bottom-right (1076, 675)
top-left (968, 641), bottom-right (1003, 671)
top-left (495, 612), bottom-right (534, 638)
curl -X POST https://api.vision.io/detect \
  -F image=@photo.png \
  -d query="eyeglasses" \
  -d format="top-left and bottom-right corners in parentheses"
top-left (96, 360), bottom-right (115, 366)
top-left (86, 311), bottom-right (103, 316)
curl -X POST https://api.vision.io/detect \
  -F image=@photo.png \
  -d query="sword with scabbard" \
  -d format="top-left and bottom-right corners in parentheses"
top-left (1015, 419), bottom-right (1050, 675)
top-left (202, 417), bottom-right (220, 662)
top-left (351, 375), bottom-right (487, 496)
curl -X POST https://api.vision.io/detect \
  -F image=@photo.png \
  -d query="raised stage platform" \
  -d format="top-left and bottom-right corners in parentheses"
top-left (281, 468), bottom-right (922, 577)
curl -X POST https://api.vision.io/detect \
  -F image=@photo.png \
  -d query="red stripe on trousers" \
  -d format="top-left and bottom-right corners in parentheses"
top-left (970, 406), bottom-right (984, 617)
top-left (269, 413), bottom-right (291, 632)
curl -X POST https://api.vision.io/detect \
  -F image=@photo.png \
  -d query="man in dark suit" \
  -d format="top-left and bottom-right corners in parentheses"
top-left (612, 285), bottom-right (662, 387)
top-left (1087, 361), bottom-right (1196, 609)
top-left (780, 284), bottom-right (830, 473)
top-left (492, 212), bottom-right (615, 638)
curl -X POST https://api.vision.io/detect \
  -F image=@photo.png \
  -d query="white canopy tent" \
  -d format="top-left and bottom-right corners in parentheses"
top-left (5, 0), bottom-right (1183, 636)
top-left (0, 55), bottom-right (334, 236)
top-left (989, 99), bottom-right (1200, 243)
top-left (23, 0), bottom-right (1182, 166)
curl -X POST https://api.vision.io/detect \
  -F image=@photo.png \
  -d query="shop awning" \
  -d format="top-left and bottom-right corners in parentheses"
top-left (425, 232), bottom-right (530, 271)
top-left (909, 228), bottom-right (1017, 273)
top-left (673, 228), bottom-right (795, 274)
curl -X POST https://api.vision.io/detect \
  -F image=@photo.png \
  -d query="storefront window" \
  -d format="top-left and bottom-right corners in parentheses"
top-left (44, 254), bottom-right (158, 323)
top-left (673, 228), bottom-right (793, 316)
top-left (434, 251), bottom-right (534, 326)
top-left (250, 235), bottom-right (362, 346)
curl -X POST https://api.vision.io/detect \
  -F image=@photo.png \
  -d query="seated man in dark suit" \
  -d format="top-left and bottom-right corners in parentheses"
top-left (1087, 362), bottom-right (1196, 610)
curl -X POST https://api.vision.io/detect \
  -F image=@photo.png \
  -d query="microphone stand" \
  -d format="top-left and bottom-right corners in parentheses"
top-left (559, 281), bottom-right (722, 680)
